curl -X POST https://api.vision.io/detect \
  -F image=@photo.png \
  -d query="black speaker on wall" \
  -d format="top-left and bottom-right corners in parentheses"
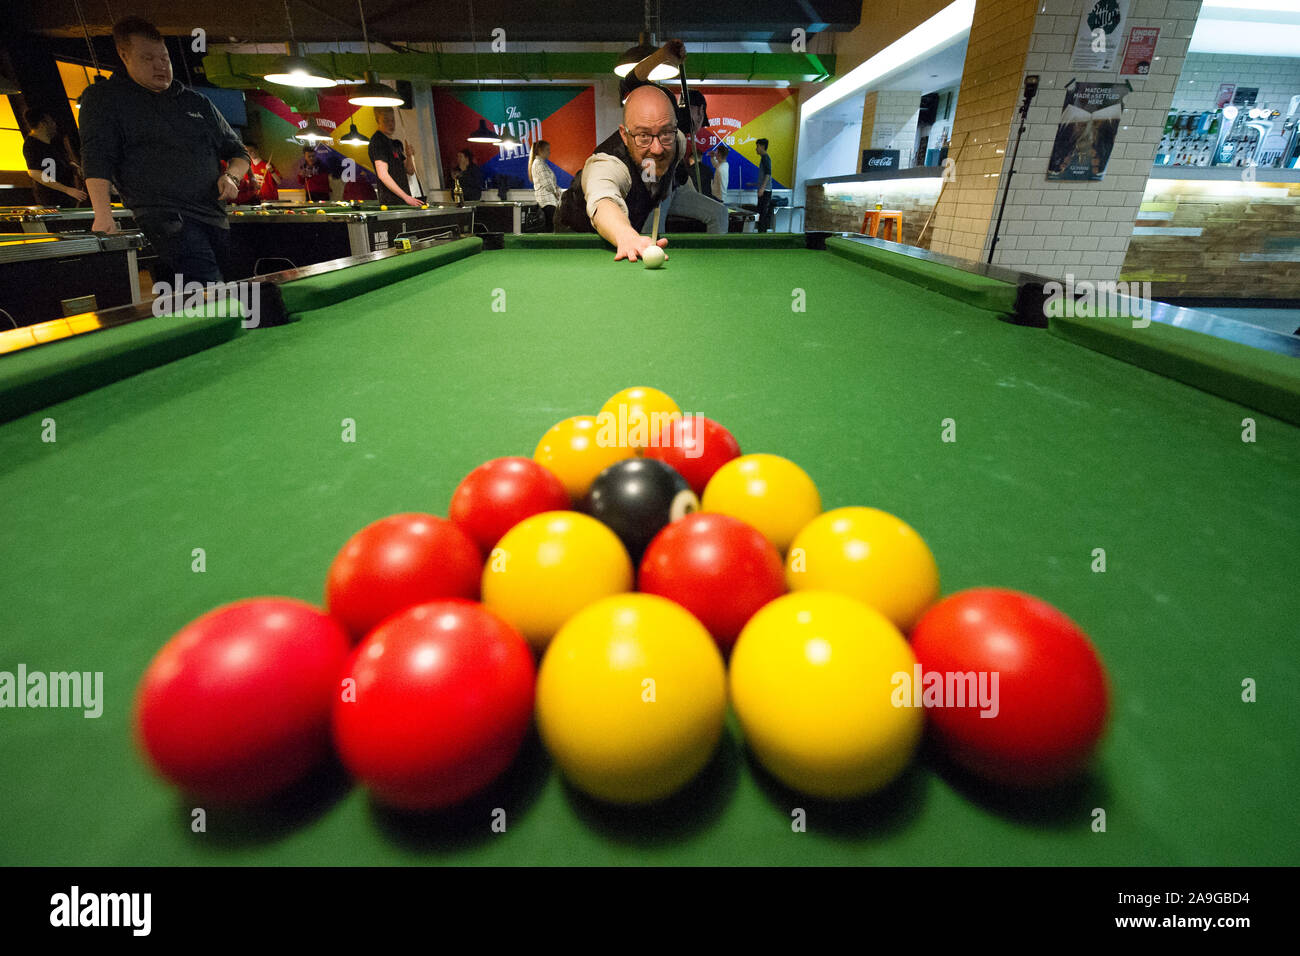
top-left (919, 92), bottom-right (939, 126)
top-left (395, 80), bottom-right (414, 108)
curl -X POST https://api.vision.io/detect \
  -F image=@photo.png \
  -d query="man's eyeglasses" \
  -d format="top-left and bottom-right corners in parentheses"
top-left (627, 127), bottom-right (678, 148)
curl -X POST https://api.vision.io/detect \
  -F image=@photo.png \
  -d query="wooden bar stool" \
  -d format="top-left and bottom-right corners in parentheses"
top-left (860, 209), bottom-right (904, 242)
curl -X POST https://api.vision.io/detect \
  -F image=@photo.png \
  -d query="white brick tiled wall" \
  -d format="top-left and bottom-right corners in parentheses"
top-left (1170, 54), bottom-right (1300, 114)
top-left (934, 0), bottom-right (1204, 282)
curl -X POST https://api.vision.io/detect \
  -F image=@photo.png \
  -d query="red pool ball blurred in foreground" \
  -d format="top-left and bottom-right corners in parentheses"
top-left (909, 588), bottom-right (1110, 788)
top-left (326, 513), bottom-right (482, 639)
top-left (134, 598), bottom-right (352, 804)
top-left (449, 456), bottom-right (571, 555)
top-left (332, 600), bottom-right (536, 810)
top-left (643, 415), bottom-right (741, 497)
top-left (639, 512), bottom-right (785, 650)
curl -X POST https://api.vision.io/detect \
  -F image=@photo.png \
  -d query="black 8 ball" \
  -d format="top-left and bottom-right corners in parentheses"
top-left (581, 458), bottom-right (698, 562)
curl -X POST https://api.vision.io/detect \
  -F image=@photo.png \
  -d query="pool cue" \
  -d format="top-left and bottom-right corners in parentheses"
top-left (652, 206), bottom-right (661, 243)
top-left (916, 130), bottom-right (969, 247)
top-left (677, 64), bottom-right (703, 193)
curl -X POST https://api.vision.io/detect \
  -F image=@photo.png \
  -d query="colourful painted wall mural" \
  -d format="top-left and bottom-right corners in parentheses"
top-left (432, 86), bottom-right (595, 193)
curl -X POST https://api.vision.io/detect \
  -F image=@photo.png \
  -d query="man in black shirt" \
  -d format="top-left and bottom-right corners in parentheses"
top-left (22, 109), bottom-right (87, 207)
top-left (453, 149), bottom-right (484, 201)
top-left (80, 16), bottom-right (249, 283)
top-left (756, 138), bottom-right (774, 233)
top-left (368, 106), bottom-right (420, 206)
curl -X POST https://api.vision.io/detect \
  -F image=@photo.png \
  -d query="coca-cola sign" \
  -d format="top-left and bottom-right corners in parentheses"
top-left (861, 149), bottom-right (900, 173)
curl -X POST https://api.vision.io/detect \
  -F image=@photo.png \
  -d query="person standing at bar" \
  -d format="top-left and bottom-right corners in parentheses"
top-left (453, 149), bottom-right (484, 201)
top-left (80, 16), bottom-right (249, 282)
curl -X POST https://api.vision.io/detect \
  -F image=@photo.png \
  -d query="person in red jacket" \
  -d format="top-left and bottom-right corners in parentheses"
top-left (247, 143), bottom-right (280, 201)
top-left (296, 146), bottom-right (330, 201)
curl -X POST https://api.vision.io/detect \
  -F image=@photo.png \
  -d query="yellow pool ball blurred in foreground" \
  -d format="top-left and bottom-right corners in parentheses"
top-left (482, 512), bottom-right (633, 650)
top-left (701, 453), bottom-right (821, 553)
top-left (730, 591), bottom-right (923, 799)
top-left (598, 386), bottom-right (681, 449)
top-left (537, 594), bottom-right (727, 804)
top-left (786, 506), bottom-right (939, 632)
top-left (534, 415), bottom-right (635, 501)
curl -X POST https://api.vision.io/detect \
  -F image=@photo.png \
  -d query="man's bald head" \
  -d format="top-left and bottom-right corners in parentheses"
top-left (623, 84), bottom-right (676, 127)
top-left (620, 84), bottom-right (678, 179)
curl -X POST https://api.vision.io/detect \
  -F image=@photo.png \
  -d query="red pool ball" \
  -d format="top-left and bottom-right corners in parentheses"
top-left (449, 456), bottom-right (571, 555)
top-left (643, 416), bottom-right (741, 497)
top-left (639, 512), bottom-right (786, 650)
top-left (134, 598), bottom-right (352, 804)
top-left (910, 588), bottom-right (1110, 788)
top-left (332, 600), bottom-right (536, 810)
top-left (326, 513), bottom-right (482, 639)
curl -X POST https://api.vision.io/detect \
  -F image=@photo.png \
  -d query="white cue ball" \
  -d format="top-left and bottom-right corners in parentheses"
top-left (642, 245), bottom-right (666, 269)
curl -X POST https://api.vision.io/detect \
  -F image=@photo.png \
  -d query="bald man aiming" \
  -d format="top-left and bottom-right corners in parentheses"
top-left (555, 84), bottom-right (685, 262)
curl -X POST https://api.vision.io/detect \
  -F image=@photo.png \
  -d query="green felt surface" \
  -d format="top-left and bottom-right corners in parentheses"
top-left (278, 238), bottom-right (483, 316)
top-left (0, 307), bottom-right (246, 425)
top-left (1050, 310), bottom-right (1300, 426)
top-left (824, 236), bottom-right (1020, 316)
top-left (1, 238), bottom-right (1297, 865)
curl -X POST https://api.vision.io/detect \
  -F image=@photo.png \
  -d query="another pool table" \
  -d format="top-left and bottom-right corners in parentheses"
top-left (0, 204), bottom-right (137, 234)
top-left (0, 230), bottom-right (146, 328)
top-left (1, 232), bottom-right (1297, 866)
top-left (225, 202), bottom-right (473, 278)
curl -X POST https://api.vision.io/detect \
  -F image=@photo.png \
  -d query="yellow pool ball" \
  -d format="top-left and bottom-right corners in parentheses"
top-left (786, 506), bottom-right (939, 632)
top-left (701, 453), bottom-right (821, 553)
top-left (533, 415), bottom-right (635, 501)
top-left (316, 209), bottom-right (326, 214)
top-left (380, 204), bottom-right (388, 210)
top-left (537, 593), bottom-right (726, 804)
top-left (482, 511), bottom-right (632, 650)
top-left (730, 591), bottom-right (923, 799)
top-left (598, 386), bottom-right (681, 449)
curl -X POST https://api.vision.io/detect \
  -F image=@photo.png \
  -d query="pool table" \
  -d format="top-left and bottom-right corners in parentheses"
top-left (0, 204), bottom-right (137, 234)
top-left (0, 230), bottom-right (146, 328)
top-left (1, 232), bottom-right (1297, 866)
top-left (225, 202), bottom-right (473, 278)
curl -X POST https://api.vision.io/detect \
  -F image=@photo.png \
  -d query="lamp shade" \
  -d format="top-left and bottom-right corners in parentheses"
top-left (614, 41), bottom-right (657, 77)
top-left (74, 73), bottom-right (107, 110)
top-left (467, 118), bottom-right (501, 144)
top-left (339, 123), bottom-right (370, 146)
top-left (264, 55), bottom-right (337, 88)
top-left (296, 118), bottom-right (333, 142)
top-left (348, 71), bottom-right (403, 107)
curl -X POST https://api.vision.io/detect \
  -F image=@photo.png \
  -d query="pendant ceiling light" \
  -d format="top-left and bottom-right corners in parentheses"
top-left (466, 0), bottom-right (501, 145)
top-left (339, 123), bottom-right (369, 145)
top-left (296, 117), bottom-right (332, 142)
top-left (72, 0), bottom-right (107, 109)
top-left (467, 118), bottom-right (501, 144)
top-left (347, 2), bottom-right (402, 106)
top-left (265, 0), bottom-right (337, 87)
top-left (615, 3), bottom-right (679, 80)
